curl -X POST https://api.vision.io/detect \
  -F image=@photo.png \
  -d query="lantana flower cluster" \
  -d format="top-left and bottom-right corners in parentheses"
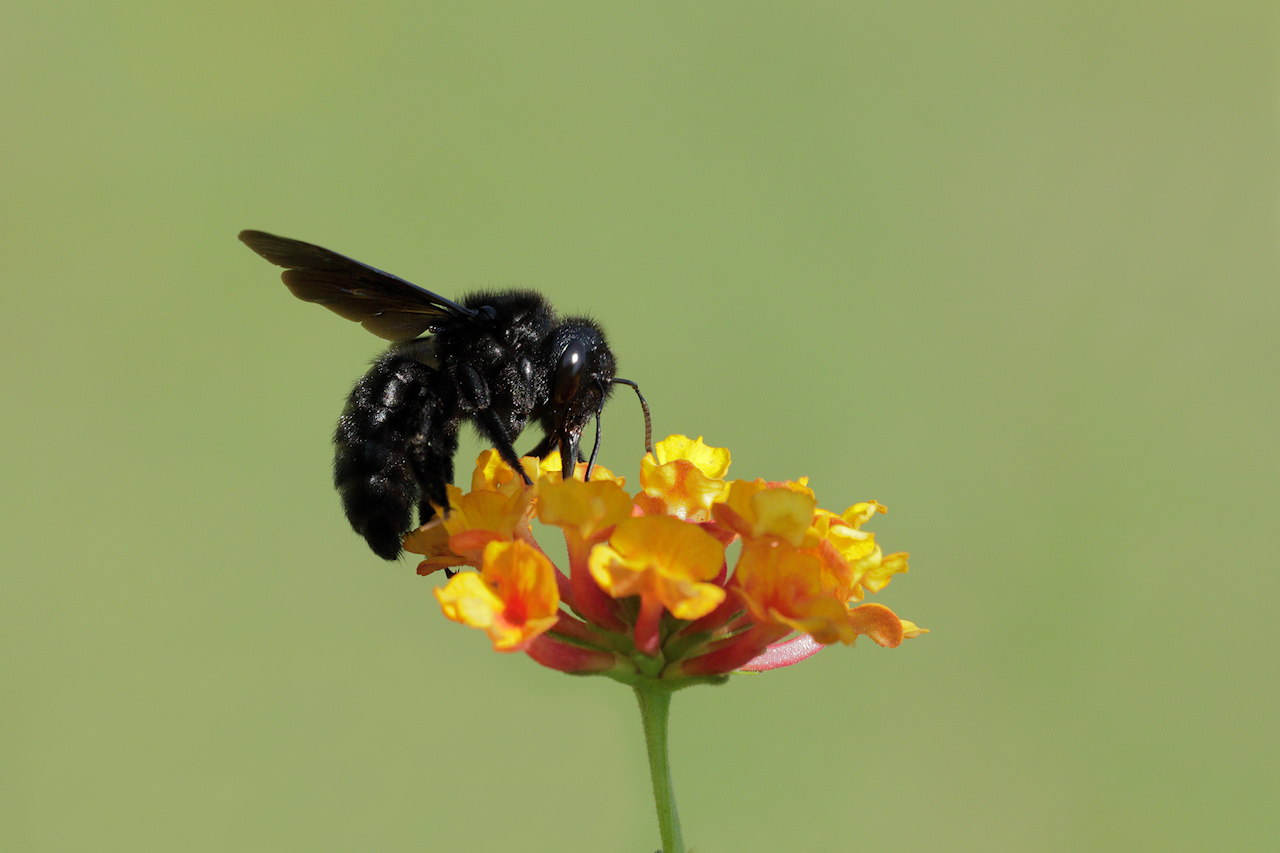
top-left (405, 434), bottom-right (923, 687)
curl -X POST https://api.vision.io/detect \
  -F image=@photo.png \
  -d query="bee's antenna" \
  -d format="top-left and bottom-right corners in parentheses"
top-left (612, 378), bottom-right (654, 458)
top-left (583, 378), bottom-right (653, 482)
top-left (584, 398), bottom-right (605, 482)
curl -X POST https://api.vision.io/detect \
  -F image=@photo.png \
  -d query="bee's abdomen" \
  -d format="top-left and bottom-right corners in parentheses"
top-left (333, 352), bottom-right (458, 560)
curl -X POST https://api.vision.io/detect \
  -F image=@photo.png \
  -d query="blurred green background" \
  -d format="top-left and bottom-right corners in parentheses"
top-left (4, 2), bottom-right (1277, 851)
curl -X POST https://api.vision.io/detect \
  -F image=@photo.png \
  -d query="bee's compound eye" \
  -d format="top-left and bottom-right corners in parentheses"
top-left (554, 339), bottom-right (587, 403)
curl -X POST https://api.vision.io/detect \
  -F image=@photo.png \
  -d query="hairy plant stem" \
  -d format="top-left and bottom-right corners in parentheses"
top-left (634, 684), bottom-right (683, 853)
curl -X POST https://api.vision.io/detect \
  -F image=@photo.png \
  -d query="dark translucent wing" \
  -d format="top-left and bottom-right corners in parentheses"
top-left (239, 230), bottom-right (477, 341)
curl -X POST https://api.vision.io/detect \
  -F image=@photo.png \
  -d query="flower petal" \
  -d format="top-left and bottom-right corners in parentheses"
top-left (714, 479), bottom-right (817, 545)
top-left (588, 515), bottom-right (726, 620)
top-left (638, 436), bottom-right (732, 521)
top-left (653, 434), bottom-right (731, 477)
top-left (434, 540), bottom-right (561, 651)
top-left (537, 476), bottom-right (633, 541)
top-left (847, 603), bottom-right (905, 648)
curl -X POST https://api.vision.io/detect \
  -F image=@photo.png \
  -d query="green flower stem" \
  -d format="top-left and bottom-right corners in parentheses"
top-left (634, 683), bottom-right (684, 853)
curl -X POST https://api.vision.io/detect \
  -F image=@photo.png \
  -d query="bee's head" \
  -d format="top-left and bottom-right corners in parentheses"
top-left (546, 320), bottom-right (617, 479)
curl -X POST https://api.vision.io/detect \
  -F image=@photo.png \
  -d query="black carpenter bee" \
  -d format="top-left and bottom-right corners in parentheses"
top-left (240, 230), bottom-right (651, 561)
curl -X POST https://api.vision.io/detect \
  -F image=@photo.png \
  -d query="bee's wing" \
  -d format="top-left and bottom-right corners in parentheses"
top-left (239, 230), bottom-right (477, 341)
